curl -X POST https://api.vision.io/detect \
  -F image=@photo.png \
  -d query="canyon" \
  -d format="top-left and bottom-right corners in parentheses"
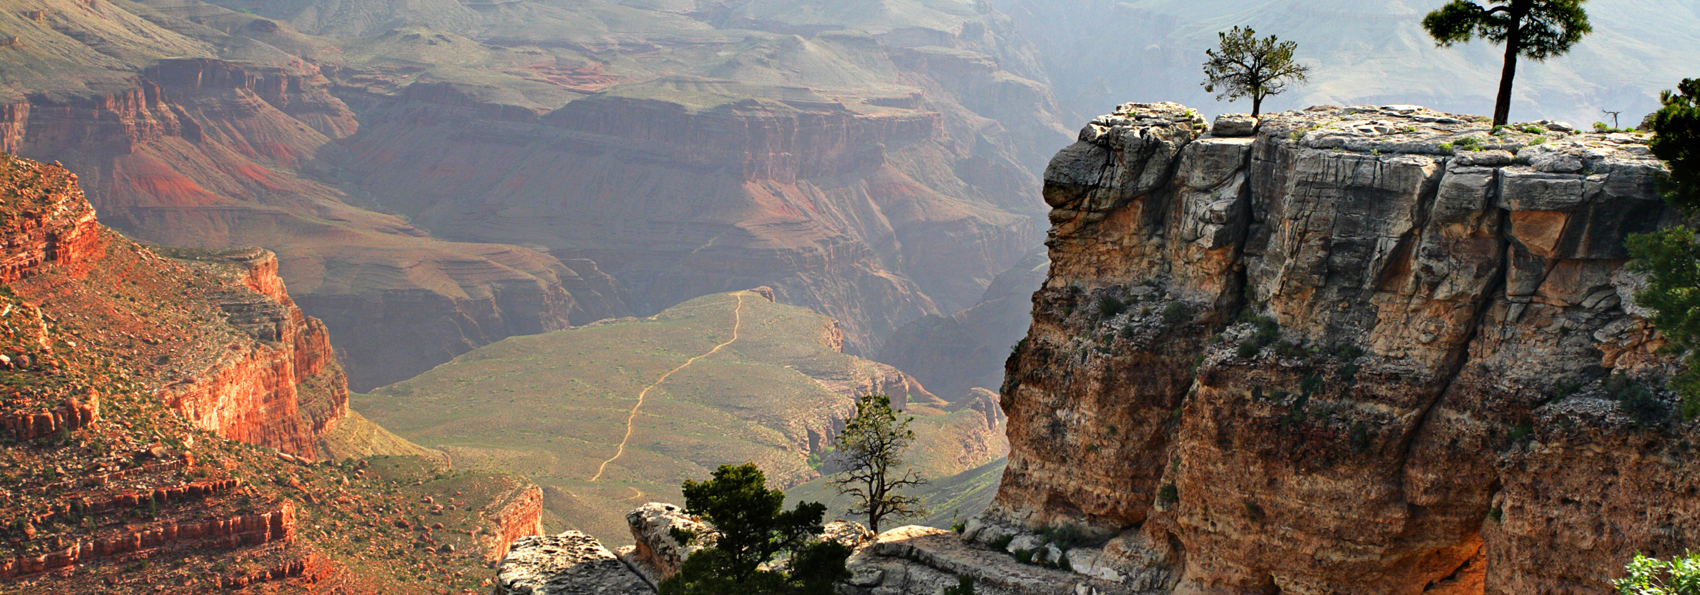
top-left (1, 0), bottom-right (1072, 390)
top-left (497, 104), bottom-right (1698, 595)
top-left (0, 153), bottom-right (546, 593)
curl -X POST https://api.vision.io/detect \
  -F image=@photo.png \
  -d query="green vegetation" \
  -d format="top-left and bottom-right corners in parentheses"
top-left (1201, 26), bottom-right (1311, 116)
top-left (829, 395), bottom-right (926, 533)
top-left (358, 292), bottom-right (996, 543)
top-left (1625, 80), bottom-right (1700, 421)
top-left (1237, 314), bottom-right (1282, 358)
top-left (661, 464), bottom-right (850, 595)
top-left (1423, 0), bottom-right (1592, 126)
top-left (1649, 79), bottom-right (1700, 213)
top-left (1096, 295), bottom-right (1128, 319)
top-left (1616, 552), bottom-right (1700, 594)
top-left (1157, 483), bottom-right (1179, 506)
top-left (943, 576), bottom-right (977, 595)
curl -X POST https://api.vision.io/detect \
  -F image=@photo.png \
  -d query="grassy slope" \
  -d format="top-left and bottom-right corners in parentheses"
top-left (785, 457), bottom-right (1008, 532)
top-left (358, 291), bottom-right (1002, 544)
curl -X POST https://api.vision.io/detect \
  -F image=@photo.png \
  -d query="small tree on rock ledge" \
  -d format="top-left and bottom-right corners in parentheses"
top-left (1201, 26), bottom-right (1311, 118)
top-left (830, 394), bottom-right (926, 533)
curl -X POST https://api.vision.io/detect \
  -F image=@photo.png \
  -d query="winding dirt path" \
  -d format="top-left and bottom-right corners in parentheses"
top-left (590, 292), bottom-right (746, 482)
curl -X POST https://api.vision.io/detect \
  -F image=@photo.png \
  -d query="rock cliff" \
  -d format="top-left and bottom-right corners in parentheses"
top-left (0, 154), bottom-right (345, 458)
top-left (966, 103), bottom-right (1692, 594)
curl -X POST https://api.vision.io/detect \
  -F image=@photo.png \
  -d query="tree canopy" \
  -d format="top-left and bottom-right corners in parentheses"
top-left (1649, 79), bottom-right (1700, 212)
top-left (829, 394), bottom-right (925, 533)
top-left (1422, 0), bottom-right (1592, 126)
top-left (1200, 26), bottom-right (1310, 118)
top-left (1625, 78), bottom-right (1700, 423)
top-left (660, 463), bottom-right (851, 595)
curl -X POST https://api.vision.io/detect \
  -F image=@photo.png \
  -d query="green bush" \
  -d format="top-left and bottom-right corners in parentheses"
top-left (1097, 296), bottom-right (1128, 319)
top-left (943, 576), bottom-right (977, 595)
top-left (1453, 136), bottom-right (1483, 151)
top-left (660, 464), bottom-right (850, 595)
top-left (1157, 483), bottom-right (1179, 505)
top-left (1616, 552), bottom-right (1700, 594)
top-left (1162, 302), bottom-right (1191, 325)
top-left (1522, 125), bottom-right (1547, 134)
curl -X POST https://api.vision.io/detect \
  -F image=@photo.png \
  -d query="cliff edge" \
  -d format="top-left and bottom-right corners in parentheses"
top-left (968, 103), bottom-right (1689, 594)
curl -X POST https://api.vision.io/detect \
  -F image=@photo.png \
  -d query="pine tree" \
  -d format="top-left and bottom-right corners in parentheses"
top-left (1422, 0), bottom-right (1592, 126)
top-left (1201, 26), bottom-right (1310, 117)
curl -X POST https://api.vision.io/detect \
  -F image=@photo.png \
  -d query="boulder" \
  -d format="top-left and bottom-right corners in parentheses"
top-left (494, 532), bottom-right (653, 595)
top-left (623, 502), bottom-right (714, 585)
top-left (1210, 113), bottom-right (1258, 137)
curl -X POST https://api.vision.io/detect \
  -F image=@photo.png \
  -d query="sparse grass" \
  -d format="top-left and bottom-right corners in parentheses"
top-left (360, 293), bottom-right (997, 543)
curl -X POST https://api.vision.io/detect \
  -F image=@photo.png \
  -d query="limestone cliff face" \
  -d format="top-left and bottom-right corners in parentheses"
top-left (0, 155), bottom-right (347, 459)
top-left (984, 103), bottom-right (1692, 594)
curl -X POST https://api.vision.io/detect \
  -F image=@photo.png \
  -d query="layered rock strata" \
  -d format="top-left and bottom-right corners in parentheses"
top-left (970, 103), bottom-right (1691, 594)
top-left (0, 154), bottom-right (348, 458)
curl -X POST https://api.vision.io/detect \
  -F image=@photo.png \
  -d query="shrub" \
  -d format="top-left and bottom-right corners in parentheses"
top-left (1097, 296), bottom-right (1128, 319)
top-left (1595, 121), bottom-right (1610, 132)
top-left (1615, 551), bottom-right (1700, 594)
top-left (1157, 483), bottom-right (1179, 505)
top-left (660, 464), bottom-right (850, 595)
top-left (1349, 422), bottom-right (1371, 452)
top-left (1522, 125), bottom-right (1547, 134)
top-left (1454, 136), bottom-right (1482, 151)
top-left (1162, 302), bottom-right (1191, 325)
top-left (943, 576), bottom-right (977, 595)
top-left (1438, 142), bottom-right (1454, 152)
top-left (1488, 507), bottom-right (1503, 523)
top-left (1243, 500), bottom-right (1266, 523)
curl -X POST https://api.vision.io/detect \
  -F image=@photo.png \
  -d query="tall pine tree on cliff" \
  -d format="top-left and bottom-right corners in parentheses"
top-left (1422, 0), bottom-right (1592, 127)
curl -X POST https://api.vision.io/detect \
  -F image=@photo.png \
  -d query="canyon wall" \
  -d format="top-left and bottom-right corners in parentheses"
top-left (977, 103), bottom-right (1694, 594)
top-left (5, 48), bottom-right (625, 389)
top-left (0, 154), bottom-right (347, 458)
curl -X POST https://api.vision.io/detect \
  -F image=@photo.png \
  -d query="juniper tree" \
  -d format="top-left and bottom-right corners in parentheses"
top-left (1422, 0), bottom-right (1592, 126)
top-left (829, 394), bottom-right (925, 533)
top-left (1201, 26), bottom-right (1311, 118)
top-left (661, 464), bottom-right (851, 595)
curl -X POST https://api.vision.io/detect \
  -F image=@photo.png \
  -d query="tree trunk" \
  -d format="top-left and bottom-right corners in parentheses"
top-left (1252, 93), bottom-right (1263, 118)
top-left (1493, 5), bottom-right (1527, 127)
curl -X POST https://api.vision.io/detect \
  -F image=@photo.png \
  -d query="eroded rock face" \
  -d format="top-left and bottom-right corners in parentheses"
top-left (623, 502), bottom-right (713, 585)
top-left (495, 532), bottom-right (654, 595)
top-left (0, 155), bottom-right (349, 459)
top-left (983, 103), bottom-right (1693, 594)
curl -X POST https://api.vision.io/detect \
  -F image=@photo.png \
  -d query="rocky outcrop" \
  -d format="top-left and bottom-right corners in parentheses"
top-left (620, 502), bottom-right (713, 586)
top-left (0, 503), bottom-right (295, 580)
top-left (496, 532), bottom-right (655, 595)
top-left (0, 162), bottom-right (100, 283)
top-left (481, 484), bottom-right (546, 564)
top-left (497, 502), bottom-right (878, 593)
top-left (974, 103), bottom-right (1690, 594)
top-left (0, 154), bottom-right (348, 459)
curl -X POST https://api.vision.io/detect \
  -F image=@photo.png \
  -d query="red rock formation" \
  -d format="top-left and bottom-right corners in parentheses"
top-left (480, 485), bottom-right (545, 564)
top-left (0, 154), bottom-right (348, 458)
top-left (0, 503), bottom-right (295, 579)
top-left (0, 393), bottom-right (98, 441)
